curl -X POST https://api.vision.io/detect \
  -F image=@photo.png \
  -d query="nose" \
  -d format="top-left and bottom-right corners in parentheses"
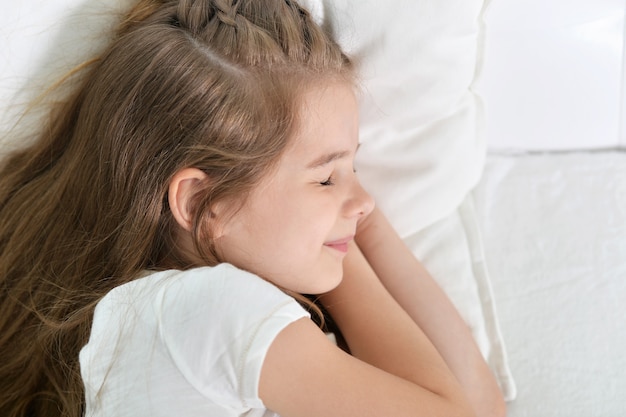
top-left (345, 179), bottom-right (375, 219)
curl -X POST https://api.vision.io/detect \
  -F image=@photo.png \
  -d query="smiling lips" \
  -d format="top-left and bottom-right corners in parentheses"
top-left (324, 236), bottom-right (354, 253)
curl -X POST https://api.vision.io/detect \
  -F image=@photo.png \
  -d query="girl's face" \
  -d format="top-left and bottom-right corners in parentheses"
top-left (214, 83), bottom-right (374, 294)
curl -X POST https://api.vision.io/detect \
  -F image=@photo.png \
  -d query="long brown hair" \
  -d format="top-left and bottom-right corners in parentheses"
top-left (0, 1), bottom-right (352, 416)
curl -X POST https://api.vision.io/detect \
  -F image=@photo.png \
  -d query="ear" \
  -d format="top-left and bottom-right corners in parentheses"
top-left (168, 168), bottom-right (209, 231)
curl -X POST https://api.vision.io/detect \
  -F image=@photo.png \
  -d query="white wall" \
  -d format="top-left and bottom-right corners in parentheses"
top-left (477, 0), bottom-right (626, 151)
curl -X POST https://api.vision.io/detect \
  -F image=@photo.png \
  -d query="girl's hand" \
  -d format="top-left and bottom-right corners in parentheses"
top-left (354, 207), bottom-right (507, 417)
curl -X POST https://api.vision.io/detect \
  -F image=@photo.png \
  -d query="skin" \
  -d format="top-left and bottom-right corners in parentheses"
top-left (168, 83), bottom-right (373, 295)
top-left (169, 82), bottom-right (504, 416)
top-left (212, 83), bottom-right (375, 295)
top-left (354, 207), bottom-right (507, 417)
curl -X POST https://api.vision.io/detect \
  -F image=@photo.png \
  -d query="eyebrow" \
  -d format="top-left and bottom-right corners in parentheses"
top-left (306, 143), bottom-right (361, 169)
top-left (306, 150), bottom-right (351, 169)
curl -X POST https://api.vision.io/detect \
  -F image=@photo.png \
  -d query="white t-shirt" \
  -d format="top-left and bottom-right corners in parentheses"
top-left (79, 264), bottom-right (309, 417)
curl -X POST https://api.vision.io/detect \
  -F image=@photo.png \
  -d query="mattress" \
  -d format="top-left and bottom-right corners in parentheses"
top-left (473, 151), bottom-right (626, 416)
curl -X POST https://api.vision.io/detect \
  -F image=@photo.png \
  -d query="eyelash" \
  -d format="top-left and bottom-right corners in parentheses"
top-left (320, 176), bottom-right (335, 186)
top-left (319, 168), bottom-right (356, 187)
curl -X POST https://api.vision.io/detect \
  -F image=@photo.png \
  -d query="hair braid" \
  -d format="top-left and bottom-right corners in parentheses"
top-left (210, 0), bottom-right (241, 27)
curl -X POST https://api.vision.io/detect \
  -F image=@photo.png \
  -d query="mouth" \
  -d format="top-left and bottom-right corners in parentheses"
top-left (323, 236), bottom-right (354, 254)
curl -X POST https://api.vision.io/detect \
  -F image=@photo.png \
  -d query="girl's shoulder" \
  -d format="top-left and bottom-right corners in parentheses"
top-left (81, 264), bottom-right (309, 415)
top-left (94, 263), bottom-right (308, 327)
top-left (102, 264), bottom-right (280, 302)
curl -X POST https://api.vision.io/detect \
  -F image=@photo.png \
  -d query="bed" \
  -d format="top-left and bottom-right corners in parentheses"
top-left (475, 151), bottom-right (626, 416)
top-left (2, 0), bottom-right (626, 415)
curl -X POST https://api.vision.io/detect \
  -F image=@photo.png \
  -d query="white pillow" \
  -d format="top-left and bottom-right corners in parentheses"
top-left (323, 0), bottom-right (488, 236)
top-left (323, 0), bottom-right (516, 400)
top-left (477, 0), bottom-right (626, 151)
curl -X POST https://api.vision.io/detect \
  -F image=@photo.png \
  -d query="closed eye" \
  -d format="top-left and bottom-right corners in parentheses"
top-left (320, 176), bottom-right (335, 186)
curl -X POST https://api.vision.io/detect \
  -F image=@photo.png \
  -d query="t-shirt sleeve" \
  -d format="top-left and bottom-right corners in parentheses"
top-left (156, 264), bottom-right (309, 411)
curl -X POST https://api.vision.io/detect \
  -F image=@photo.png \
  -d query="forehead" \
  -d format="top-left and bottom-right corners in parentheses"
top-left (287, 82), bottom-right (359, 158)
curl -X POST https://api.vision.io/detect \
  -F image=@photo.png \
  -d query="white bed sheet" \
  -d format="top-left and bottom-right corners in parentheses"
top-left (473, 151), bottom-right (626, 416)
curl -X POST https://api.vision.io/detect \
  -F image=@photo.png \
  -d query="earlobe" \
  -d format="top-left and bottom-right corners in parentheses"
top-left (168, 168), bottom-right (209, 231)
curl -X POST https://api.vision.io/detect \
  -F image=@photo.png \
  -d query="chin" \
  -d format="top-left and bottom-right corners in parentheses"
top-left (306, 269), bottom-right (344, 295)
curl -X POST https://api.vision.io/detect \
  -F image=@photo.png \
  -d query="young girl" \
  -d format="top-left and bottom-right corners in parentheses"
top-left (0, 1), bottom-right (505, 416)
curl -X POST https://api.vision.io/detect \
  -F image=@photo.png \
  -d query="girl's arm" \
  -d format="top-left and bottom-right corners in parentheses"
top-left (354, 206), bottom-right (507, 417)
top-left (259, 242), bottom-right (475, 417)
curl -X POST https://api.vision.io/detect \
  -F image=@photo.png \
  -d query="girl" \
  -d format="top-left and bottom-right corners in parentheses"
top-left (0, 1), bottom-right (505, 416)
